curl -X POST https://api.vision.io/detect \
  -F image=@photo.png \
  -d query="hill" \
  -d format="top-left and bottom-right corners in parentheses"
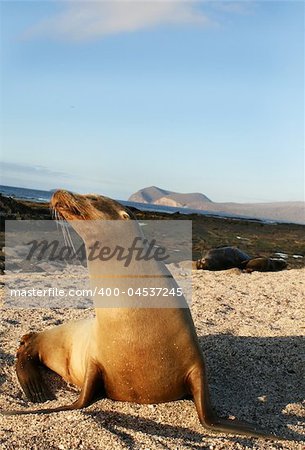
top-left (129, 186), bottom-right (212, 209)
top-left (128, 187), bottom-right (305, 225)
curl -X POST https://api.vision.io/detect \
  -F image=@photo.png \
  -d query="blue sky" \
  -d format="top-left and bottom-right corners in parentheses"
top-left (0, 1), bottom-right (304, 202)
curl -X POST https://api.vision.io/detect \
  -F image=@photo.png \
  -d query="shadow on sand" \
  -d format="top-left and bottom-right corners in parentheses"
top-left (82, 334), bottom-right (304, 449)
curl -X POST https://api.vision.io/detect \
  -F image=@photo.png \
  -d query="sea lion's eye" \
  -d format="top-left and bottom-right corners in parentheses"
top-left (120, 211), bottom-right (130, 220)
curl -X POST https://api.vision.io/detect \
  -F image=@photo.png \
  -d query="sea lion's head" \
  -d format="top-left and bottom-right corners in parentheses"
top-left (196, 259), bottom-right (208, 270)
top-left (51, 190), bottom-right (131, 221)
top-left (50, 190), bottom-right (134, 244)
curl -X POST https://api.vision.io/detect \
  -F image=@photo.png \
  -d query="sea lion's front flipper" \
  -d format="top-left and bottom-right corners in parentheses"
top-left (16, 333), bottom-right (54, 403)
top-left (186, 366), bottom-right (280, 440)
top-left (2, 359), bottom-right (104, 415)
top-left (72, 359), bottom-right (105, 408)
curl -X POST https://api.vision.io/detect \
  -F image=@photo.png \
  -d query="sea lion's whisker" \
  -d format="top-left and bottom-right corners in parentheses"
top-left (58, 220), bottom-right (69, 248)
top-left (63, 226), bottom-right (72, 250)
top-left (56, 216), bottom-right (76, 254)
top-left (62, 226), bottom-right (68, 248)
top-left (64, 223), bottom-right (76, 253)
top-left (53, 209), bottom-right (60, 230)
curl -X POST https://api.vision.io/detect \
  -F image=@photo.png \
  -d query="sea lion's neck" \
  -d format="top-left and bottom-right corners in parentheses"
top-left (85, 220), bottom-right (167, 276)
top-left (82, 220), bottom-right (187, 311)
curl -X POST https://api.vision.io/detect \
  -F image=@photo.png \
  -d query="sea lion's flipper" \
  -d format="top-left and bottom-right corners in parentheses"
top-left (16, 333), bottom-right (55, 403)
top-left (2, 360), bottom-right (104, 416)
top-left (186, 366), bottom-right (280, 439)
top-left (71, 359), bottom-right (105, 408)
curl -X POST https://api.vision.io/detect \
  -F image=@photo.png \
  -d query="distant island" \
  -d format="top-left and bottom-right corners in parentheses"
top-left (129, 186), bottom-right (212, 208)
top-left (129, 186), bottom-right (305, 225)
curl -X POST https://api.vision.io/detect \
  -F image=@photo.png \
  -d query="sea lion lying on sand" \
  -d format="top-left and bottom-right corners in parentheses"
top-left (242, 257), bottom-right (287, 273)
top-left (196, 247), bottom-right (287, 272)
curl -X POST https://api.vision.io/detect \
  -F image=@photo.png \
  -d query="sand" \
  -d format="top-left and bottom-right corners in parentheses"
top-left (0, 268), bottom-right (304, 450)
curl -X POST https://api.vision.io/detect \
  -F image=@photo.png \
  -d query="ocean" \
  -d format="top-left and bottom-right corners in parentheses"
top-left (0, 185), bottom-right (53, 203)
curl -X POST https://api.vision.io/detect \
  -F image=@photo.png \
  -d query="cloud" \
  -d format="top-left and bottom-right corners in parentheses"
top-left (0, 161), bottom-right (131, 194)
top-left (26, 0), bottom-right (211, 41)
top-left (0, 162), bottom-right (73, 191)
top-left (1, 162), bottom-right (71, 178)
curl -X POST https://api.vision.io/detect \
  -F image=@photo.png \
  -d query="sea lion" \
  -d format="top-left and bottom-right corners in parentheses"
top-left (196, 247), bottom-right (251, 271)
top-left (2, 191), bottom-right (276, 439)
top-left (242, 257), bottom-right (287, 273)
top-left (196, 247), bottom-right (287, 273)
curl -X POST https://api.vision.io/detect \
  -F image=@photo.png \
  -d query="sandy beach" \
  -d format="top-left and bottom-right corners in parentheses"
top-left (0, 267), bottom-right (304, 450)
top-left (2, 2), bottom-right (304, 449)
